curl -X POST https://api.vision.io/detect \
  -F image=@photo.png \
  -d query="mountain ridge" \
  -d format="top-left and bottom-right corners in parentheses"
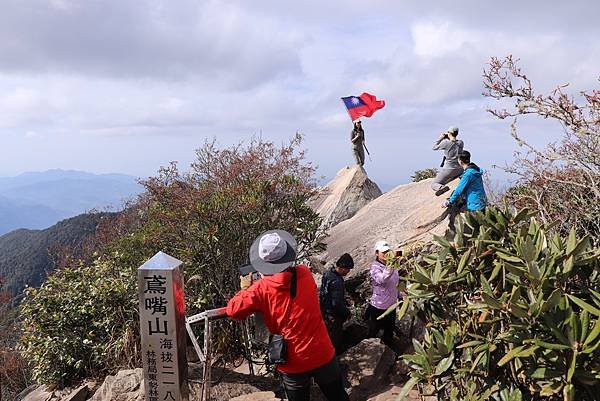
top-left (0, 169), bottom-right (142, 235)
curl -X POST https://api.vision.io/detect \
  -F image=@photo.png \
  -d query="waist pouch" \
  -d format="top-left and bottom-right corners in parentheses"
top-left (267, 334), bottom-right (287, 365)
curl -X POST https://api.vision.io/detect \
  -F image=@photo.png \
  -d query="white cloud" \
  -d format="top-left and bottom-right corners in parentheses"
top-left (412, 21), bottom-right (470, 58)
top-left (0, 1), bottom-right (598, 186)
top-left (0, 1), bottom-right (305, 89)
top-left (49, 0), bottom-right (77, 12)
top-left (159, 97), bottom-right (185, 114)
top-left (25, 130), bottom-right (41, 138)
top-left (0, 87), bottom-right (43, 128)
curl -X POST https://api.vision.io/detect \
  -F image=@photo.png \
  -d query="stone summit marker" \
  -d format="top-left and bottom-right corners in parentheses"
top-left (138, 251), bottom-right (188, 401)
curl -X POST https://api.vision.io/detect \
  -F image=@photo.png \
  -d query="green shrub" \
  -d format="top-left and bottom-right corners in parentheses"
top-left (20, 258), bottom-right (138, 386)
top-left (20, 135), bottom-right (325, 386)
top-left (396, 206), bottom-right (600, 401)
top-left (411, 168), bottom-right (438, 182)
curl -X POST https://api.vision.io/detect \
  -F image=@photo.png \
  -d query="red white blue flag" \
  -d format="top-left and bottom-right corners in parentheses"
top-left (341, 92), bottom-right (385, 122)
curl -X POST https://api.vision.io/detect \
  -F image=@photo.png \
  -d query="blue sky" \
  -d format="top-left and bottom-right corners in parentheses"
top-left (1, 0), bottom-right (598, 188)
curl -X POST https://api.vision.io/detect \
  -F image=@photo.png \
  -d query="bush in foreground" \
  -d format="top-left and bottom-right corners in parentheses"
top-left (396, 207), bottom-right (600, 401)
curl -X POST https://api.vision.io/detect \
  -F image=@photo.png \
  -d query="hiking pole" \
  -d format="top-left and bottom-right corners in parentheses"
top-left (363, 142), bottom-right (372, 162)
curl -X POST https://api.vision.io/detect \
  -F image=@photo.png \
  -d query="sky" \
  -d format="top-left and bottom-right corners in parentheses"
top-left (1, 0), bottom-right (598, 187)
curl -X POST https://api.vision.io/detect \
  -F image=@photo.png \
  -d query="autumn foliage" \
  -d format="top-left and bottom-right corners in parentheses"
top-left (20, 135), bottom-right (324, 386)
top-left (483, 55), bottom-right (600, 242)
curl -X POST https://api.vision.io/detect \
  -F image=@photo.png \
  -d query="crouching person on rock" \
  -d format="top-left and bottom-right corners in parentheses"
top-left (364, 240), bottom-right (400, 353)
top-left (226, 230), bottom-right (350, 401)
top-left (442, 150), bottom-right (487, 235)
top-left (431, 126), bottom-right (464, 196)
top-left (319, 253), bottom-right (354, 355)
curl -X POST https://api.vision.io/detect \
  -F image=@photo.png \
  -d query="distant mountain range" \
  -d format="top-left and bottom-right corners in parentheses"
top-left (0, 170), bottom-right (143, 235)
top-left (0, 212), bottom-right (115, 297)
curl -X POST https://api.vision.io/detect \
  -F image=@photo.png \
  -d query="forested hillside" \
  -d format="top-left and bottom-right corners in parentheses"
top-left (0, 212), bottom-right (115, 297)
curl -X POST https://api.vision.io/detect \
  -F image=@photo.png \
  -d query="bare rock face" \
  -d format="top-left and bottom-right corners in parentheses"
top-left (89, 369), bottom-right (144, 401)
top-left (322, 177), bottom-right (459, 275)
top-left (365, 385), bottom-right (434, 401)
top-left (311, 166), bottom-right (382, 230)
top-left (18, 386), bottom-right (53, 401)
top-left (340, 338), bottom-right (396, 397)
top-left (62, 384), bottom-right (90, 401)
top-left (229, 391), bottom-right (277, 401)
top-left (17, 382), bottom-right (96, 401)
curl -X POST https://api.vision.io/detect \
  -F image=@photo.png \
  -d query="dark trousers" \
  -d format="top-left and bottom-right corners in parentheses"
top-left (365, 304), bottom-right (396, 350)
top-left (280, 356), bottom-right (350, 401)
top-left (353, 145), bottom-right (365, 166)
top-left (448, 202), bottom-right (466, 234)
top-left (323, 313), bottom-right (345, 355)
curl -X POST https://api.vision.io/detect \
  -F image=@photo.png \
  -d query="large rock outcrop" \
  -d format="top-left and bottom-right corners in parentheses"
top-left (311, 166), bottom-right (382, 229)
top-left (88, 369), bottom-right (143, 401)
top-left (321, 177), bottom-right (458, 274)
top-left (341, 338), bottom-right (396, 399)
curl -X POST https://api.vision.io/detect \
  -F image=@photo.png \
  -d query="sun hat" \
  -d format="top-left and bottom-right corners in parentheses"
top-left (374, 240), bottom-right (391, 253)
top-left (249, 229), bottom-right (298, 275)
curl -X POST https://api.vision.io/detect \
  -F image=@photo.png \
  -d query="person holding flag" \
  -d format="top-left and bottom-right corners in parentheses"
top-left (350, 120), bottom-right (366, 166)
top-left (341, 92), bottom-right (385, 166)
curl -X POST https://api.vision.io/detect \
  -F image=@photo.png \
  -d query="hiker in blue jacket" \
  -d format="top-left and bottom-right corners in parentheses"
top-left (442, 150), bottom-right (487, 233)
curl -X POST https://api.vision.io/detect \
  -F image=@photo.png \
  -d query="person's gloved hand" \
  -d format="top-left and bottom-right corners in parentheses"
top-left (240, 273), bottom-right (253, 290)
top-left (442, 199), bottom-right (451, 208)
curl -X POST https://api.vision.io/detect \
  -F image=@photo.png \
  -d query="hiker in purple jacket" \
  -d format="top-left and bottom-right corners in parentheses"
top-left (364, 240), bottom-right (399, 351)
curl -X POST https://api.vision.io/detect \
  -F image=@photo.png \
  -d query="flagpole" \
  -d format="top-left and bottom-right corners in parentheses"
top-left (363, 142), bottom-right (372, 162)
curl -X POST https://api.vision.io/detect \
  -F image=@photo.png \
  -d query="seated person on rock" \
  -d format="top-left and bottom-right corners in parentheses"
top-left (319, 253), bottom-right (354, 355)
top-left (442, 150), bottom-right (488, 234)
top-left (226, 230), bottom-right (350, 401)
top-left (431, 126), bottom-right (464, 196)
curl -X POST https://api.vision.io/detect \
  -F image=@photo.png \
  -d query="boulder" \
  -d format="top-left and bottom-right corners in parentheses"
top-left (18, 386), bottom-right (53, 401)
top-left (62, 384), bottom-right (90, 401)
top-left (389, 360), bottom-right (412, 385)
top-left (342, 321), bottom-right (369, 351)
top-left (340, 338), bottom-right (396, 393)
top-left (229, 391), bottom-right (277, 401)
top-left (89, 369), bottom-right (144, 401)
top-left (365, 385), bottom-right (433, 401)
top-left (311, 165), bottom-right (382, 230)
top-left (323, 177), bottom-right (459, 276)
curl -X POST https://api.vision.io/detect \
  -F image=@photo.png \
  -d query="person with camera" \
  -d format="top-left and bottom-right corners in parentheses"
top-left (319, 253), bottom-right (354, 355)
top-left (226, 230), bottom-right (350, 401)
top-left (364, 240), bottom-right (400, 352)
top-left (442, 150), bottom-right (488, 234)
top-left (431, 126), bottom-right (464, 196)
top-left (351, 120), bottom-right (366, 166)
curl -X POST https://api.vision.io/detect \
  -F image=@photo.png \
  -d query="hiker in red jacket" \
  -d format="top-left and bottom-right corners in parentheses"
top-left (226, 229), bottom-right (350, 401)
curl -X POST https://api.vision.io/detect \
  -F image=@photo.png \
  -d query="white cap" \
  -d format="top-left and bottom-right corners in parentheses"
top-left (374, 240), bottom-right (391, 253)
top-left (258, 232), bottom-right (288, 262)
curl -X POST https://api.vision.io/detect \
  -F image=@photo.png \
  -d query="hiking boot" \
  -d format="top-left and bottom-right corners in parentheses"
top-left (435, 185), bottom-right (450, 196)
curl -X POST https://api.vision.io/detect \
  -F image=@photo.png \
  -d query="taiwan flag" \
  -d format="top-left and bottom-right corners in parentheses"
top-left (341, 92), bottom-right (385, 122)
